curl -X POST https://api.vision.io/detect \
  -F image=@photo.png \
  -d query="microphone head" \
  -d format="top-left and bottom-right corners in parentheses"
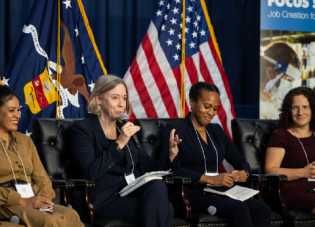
top-left (207, 206), bottom-right (217, 215)
top-left (119, 113), bottom-right (129, 122)
top-left (10, 216), bottom-right (20, 224)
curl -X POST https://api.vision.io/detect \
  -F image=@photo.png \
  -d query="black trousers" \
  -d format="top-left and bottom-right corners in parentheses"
top-left (189, 193), bottom-right (271, 227)
top-left (96, 180), bottom-right (173, 227)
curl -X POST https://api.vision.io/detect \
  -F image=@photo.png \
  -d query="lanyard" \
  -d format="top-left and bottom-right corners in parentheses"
top-left (192, 123), bottom-right (219, 174)
top-left (0, 136), bottom-right (29, 185)
top-left (116, 126), bottom-right (135, 174)
top-left (291, 128), bottom-right (314, 165)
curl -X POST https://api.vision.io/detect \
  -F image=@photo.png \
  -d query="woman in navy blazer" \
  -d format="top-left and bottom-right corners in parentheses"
top-left (160, 82), bottom-right (271, 227)
top-left (70, 75), bottom-right (181, 227)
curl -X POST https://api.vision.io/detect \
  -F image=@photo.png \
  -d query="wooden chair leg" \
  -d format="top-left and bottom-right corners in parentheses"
top-left (278, 182), bottom-right (288, 215)
top-left (180, 185), bottom-right (191, 219)
top-left (60, 188), bottom-right (72, 208)
top-left (82, 188), bottom-right (96, 225)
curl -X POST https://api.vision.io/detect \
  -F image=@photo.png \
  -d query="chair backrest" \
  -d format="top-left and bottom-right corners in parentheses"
top-left (32, 118), bottom-right (83, 180)
top-left (134, 118), bottom-right (180, 160)
top-left (231, 118), bottom-right (277, 174)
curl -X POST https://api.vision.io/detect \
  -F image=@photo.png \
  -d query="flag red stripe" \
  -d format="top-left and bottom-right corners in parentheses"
top-left (208, 39), bottom-right (235, 118)
top-left (129, 57), bottom-right (158, 118)
top-left (199, 46), bottom-right (232, 140)
top-left (185, 57), bottom-right (198, 85)
top-left (142, 34), bottom-right (177, 118)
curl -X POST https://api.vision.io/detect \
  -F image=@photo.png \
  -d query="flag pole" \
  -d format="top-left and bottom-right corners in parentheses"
top-left (180, 0), bottom-right (186, 118)
top-left (56, 0), bottom-right (61, 119)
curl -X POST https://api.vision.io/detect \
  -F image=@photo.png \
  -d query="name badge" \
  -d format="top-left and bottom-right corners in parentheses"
top-left (205, 172), bottom-right (220, 187)
top-left (308, 178), bottom-right (315, 182)
top-left (15, 183), bottom-right (35, 198)
top-left (124, 173), bottom-right (136, 184)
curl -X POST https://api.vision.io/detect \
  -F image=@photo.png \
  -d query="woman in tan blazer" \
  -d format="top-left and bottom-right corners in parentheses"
top-left (0, 86), bottom-right (84, 227)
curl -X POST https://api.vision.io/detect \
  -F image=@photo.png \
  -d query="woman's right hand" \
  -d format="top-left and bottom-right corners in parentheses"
top-left (202, 173), bottom-right (235, 187)
top-left (19, 196), bottom-right (54, 209)
top-left (116, 122), bottom-right (140, 149)
top-left (301, 161), bottom-right (315, 178)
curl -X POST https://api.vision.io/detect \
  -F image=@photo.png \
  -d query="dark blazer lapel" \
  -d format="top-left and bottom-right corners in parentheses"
top-left (91, 115), bottom-right (109, 150)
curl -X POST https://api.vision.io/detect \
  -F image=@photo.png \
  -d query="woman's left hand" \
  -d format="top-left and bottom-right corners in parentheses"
top-left (169, 129), bottom-right (182, 162)
top-left (231, 170), bottom-right (248, 182)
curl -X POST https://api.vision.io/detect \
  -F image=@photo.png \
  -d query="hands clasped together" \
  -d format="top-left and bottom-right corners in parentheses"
top-left (206, 170), bottom-right (248, 187)
top-left (302, 161), bottom-right (315, 178)
top-left (19, 196), bottom-right (54, 210)
top-left (116, 123), bottom-right (182, 162)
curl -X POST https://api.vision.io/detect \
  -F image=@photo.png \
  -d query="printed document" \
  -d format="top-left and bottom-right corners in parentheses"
top-left (118, 170), bottom-right (172, 197)
top-left (204, 185), bottom-right (259, 201)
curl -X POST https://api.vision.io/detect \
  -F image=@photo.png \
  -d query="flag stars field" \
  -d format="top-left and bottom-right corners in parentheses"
top-left (88, 80), bottom-right (95, 92)
top-left (63, 0), bottom-right (71, 9)
top-left (25, 130), bottom-right (32, 138)
top-left (2, 76), bottom-right (9, 86)
top-left (168, 28), bottom-right (175, 35)
top-left (81, 54), bottom-right (85, 64)
top-left (74, 25), bottom-right (79, 37)
top-left (156, 10), bottom-right (162, 16)
top-left (166, 39), bottom-right (173, 46)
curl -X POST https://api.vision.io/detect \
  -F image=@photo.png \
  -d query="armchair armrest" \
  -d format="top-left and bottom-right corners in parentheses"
top-left (51, 179), bottom-right (75, 189)
top-left (51, 179), bottom-right (75, 208)
top-left (248, 174), bottom-right (288, 214)
top-left (248, 174), bottom-right (288, 182)
top-left (67, 179), bottom-right (96, 225)
top-left (171, 176), bottom-right (191, 185)
top-left (163, 176), bottom-right (174, 185)
top-left (163, 176), bottom-right (192, 185)
top-left (67, 179), bottom-right (95, 188)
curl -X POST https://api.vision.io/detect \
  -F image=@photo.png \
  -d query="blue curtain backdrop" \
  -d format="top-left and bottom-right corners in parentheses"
top-left (0, 0), bottom-right (260, 118)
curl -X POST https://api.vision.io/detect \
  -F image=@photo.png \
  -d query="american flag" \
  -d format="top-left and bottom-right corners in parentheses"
top-left (124, 0), bottom-right (235, 156)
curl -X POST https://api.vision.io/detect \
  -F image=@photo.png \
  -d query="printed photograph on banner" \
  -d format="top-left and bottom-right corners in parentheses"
top-left (259, 0), bottom-right (315, 119)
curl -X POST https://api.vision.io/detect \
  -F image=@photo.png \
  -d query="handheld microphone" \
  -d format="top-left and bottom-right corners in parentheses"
top-left (206, 206), bottom-right (217, 215)
top-left (0, 216), bottom-right (20, 224)
top-left (119, 113), bottom-right (141, 148)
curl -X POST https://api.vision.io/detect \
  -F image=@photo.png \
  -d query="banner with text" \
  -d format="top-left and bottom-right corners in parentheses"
top-left (260, 0), bottom-right (315, 119)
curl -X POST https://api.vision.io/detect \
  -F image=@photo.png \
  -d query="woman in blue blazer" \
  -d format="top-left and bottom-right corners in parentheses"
top-left (160, 82), bottom-right (271, 227)
top-left (70, 75), bottom-right (181, 227)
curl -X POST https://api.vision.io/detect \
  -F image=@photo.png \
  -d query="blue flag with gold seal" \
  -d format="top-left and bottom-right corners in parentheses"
top-left (3, 0), bottom-right (106, 138)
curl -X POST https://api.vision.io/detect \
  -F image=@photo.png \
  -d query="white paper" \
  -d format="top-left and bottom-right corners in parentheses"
top-left (204, 185), bottom-right (259, 201)
top-left (39, 207), bottom-right (53, 212)
top-left (118, 170), bottom-right (172, 196)
top-left (308, 178), bottom-right (315, 181)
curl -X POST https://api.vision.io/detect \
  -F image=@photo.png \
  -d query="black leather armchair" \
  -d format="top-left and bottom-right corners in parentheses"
top-left (232, 118), bottom-right (315, 227)
top-left (32, 118), bottom-right (190, 227)
top-left (134, 118), bottom-right (229, 227)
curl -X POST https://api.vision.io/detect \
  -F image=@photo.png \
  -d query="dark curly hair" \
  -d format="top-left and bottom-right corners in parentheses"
top-left (189, 82), bottom-right (220, 102)
top-left (0, 86), bottom-right (18, 108)
top-left (278, 87), bottom-right (315, 130)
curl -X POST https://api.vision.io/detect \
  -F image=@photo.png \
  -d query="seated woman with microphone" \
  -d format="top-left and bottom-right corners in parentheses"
top-left (160, 82), bottom-right (271, 227)
top-left (70, 75), bottom-right (181, 227)
top-left (265, 87), bottom-right (315, 214)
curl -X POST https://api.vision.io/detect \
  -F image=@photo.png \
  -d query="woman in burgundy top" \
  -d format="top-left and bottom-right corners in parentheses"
top-left (266, 87), bottom-right (315, 213)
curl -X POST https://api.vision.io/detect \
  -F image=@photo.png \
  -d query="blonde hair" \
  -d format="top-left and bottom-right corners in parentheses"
top-left (88, 75), bottom-right (131, 116)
